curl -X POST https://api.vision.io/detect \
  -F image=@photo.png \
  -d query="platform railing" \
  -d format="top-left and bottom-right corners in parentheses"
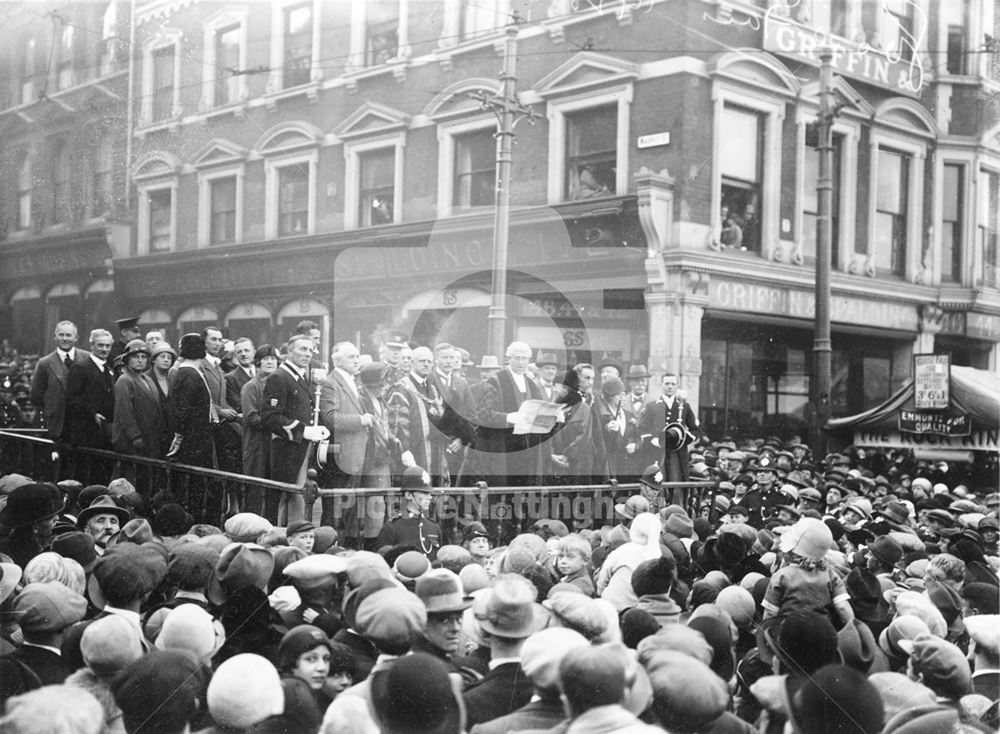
top-left (0, 430), bottom-right (717, 540)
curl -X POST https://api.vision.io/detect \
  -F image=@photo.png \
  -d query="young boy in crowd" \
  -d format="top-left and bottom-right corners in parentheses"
top-left (287, 520), bottom-right (316, 554)
top-left (556, 533), bottom-right (595, 597)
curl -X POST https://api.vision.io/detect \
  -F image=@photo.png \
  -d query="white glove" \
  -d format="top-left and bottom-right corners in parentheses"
top-left (400, 450), bottom-right (416, 468)
top-left (651, 437), bottom-right (661, 448)
top-left (505, 412), bottom-right (521, 425)
top-left (303, 425), bottom-right (330, 442)
top-left (625, 442), bottom-right (636, 454)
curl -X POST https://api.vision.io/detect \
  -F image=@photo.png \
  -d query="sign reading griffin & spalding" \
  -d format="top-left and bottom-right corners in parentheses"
top-left (763, 7), bottom-right (925, 96)
top-left (898, 411), bottom-right (971, 437)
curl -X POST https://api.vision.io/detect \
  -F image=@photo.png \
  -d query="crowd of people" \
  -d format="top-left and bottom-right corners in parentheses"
top-left (0, 318), bottom-right (998, 733)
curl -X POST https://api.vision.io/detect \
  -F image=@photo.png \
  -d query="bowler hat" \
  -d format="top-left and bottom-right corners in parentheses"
top-left (76, 495), bottom-right (131, 529)
top-left (536, 352), bottom-right (559, 367)
top-left (0, 483), bottom-right (64, 529)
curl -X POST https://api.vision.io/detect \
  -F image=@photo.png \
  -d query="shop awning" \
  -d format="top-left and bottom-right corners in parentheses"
top-left (826, 365), bottom-right (1000, 454)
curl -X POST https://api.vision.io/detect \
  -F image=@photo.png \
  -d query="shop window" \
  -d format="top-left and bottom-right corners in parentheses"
top-left (980, 170), bottom-right (1000, 289)
top-left (454, 128), bottom-right (496, 208)
top-left (941, 163), bottom-right (964, 283)
top-left (359, 148), bottom-right (395, 226)
top-left (277, 164), bottom-right (309, 236)
top-left (56, 25), bottom-right (74, 90)
top-left (719, 105), bottom-right (763, 253)
top-left (214, 24), bottom-right (241, 106)
top-left (802, 134), bottom-right (842, 264)
top-left (831, 345), bottom-right (894, 415)
top-left (147, 188), bottom-right (173, 252)
top-left (366, 0), bottom-right (399, 66)
top-left (283, 3), bottom-right (312, 88)
top-left (874, 147), bottom-right (909, 276)
top-left (565, 104), bottom-right (616, 201)
top-left (17, 152), bottom-right (32, 230)
top-left (52, 142), bottom-right (71, 224)
top-left (210, 176), bottom-right (237, 244)
top-left (151, 45), bottom-right (176, 122)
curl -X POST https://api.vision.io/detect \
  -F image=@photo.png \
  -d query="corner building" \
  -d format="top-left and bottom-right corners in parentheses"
top-left (3, 0), bottom-right (999, 441)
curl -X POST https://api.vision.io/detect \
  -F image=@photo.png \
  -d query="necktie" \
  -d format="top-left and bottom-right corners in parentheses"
top-left (63, 353), bottom-right (72, 369)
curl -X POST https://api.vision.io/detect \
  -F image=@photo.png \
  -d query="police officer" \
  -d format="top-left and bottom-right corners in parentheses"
top-left (376, 466), bottom-right (441, 559)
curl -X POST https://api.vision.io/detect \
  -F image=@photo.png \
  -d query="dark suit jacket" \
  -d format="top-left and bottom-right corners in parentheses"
top-left (319, 369), bottom-right (368, 476)
top-left (112, 370), bottom-right (165, 457)
top-left (262, 363), bottom-right (314, 484)
top-left (66, 357), bottom-right (115, 448)
top-left (463, 661), bottom-right (535, 729)
top-left (225, 366), bottom-right (254, 414)
top-left (637, 394), bottom-right (698, 481)
top-left (30, 348), bottom-right (91, 438)
top-left (470, 696), bottom-right (566, 734)
top-left (3, 644), bottom-right (74, 685)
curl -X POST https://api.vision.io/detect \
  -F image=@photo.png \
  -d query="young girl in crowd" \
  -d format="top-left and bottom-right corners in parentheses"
top-left (761, 518), bottom-right (854, 628)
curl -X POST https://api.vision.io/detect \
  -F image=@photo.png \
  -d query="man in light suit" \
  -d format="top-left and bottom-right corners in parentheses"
top-left (262, 335), bottom-right (328, 524)
top-left (30, 320), bottom-right (91, 440)
top-left (319, 341), bottom-right (374, 542)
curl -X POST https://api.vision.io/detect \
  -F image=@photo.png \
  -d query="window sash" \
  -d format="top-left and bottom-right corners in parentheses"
top-left (152, 46), bottom-right (175, 121)
top-left (17, 157), bottom-right (32, 230)
top-left (941, 164), bottom-right (963, 282)
top-left (801, 135), bottom-right (842, 263)
top-left (215, 24), bottom-right (241, 106)
top-left (565, 105), bottom-right (617, 200)
top-left (278, 165), bottom-right (309, 236)
top-left (454, 130), bottom-right (496, 207)
top-left (283, 4), bottom-right (312, 88)
top-left (720, 181), bottom-right (761, 253)
top-left (210, 177), bottom-right (237, 244)
top-left (359, 149), bottom-right (395, 226)
top-left (148, 189), bottom-right (172, 251)
top-left (56, 26), bottom-right (74, 90)
top-left (720, 106), bottom-right (761, 182)
top-left (875, 148), bottom-right (908, 275)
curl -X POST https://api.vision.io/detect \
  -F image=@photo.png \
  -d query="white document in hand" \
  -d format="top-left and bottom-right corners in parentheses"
top-left (512, 399), bottom-right (562, 435)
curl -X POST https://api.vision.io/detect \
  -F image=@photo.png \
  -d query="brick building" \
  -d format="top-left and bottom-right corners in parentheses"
top-left (2, 0), bottom-right (999, 441)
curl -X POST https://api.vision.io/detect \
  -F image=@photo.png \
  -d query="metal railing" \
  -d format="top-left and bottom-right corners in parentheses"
top-left (1, 430), bottom-right (717, 540)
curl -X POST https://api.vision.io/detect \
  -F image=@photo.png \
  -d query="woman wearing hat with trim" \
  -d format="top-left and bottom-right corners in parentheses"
top-left (112, 339), bottom-right (166, 459)
top-left (149, 341), bottom-right (177, 449)
top-left (240, 345), bottom-right (279, 511)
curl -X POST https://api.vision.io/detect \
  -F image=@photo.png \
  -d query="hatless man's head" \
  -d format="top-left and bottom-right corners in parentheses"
top-left (54, 321), bottom-right (78, 352)
top-left (202, 326), bottom-right (224, 358)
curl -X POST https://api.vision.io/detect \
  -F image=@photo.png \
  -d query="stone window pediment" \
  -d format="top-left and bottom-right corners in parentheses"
top-left (192, 139), bottom-right (249, 169)
top-left (133, 153), bottom-right (180, 181)
top-left (535, 52), bottom-right (639, 98)
top-left (424, 78), bottom-right (500, 121)
top-left (334, 102), bottom-right (410, 140)
top-left (255, 122), bottom-right (323, 155)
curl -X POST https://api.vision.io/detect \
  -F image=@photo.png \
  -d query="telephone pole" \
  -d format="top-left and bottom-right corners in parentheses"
top-left (470, 21), bottom-right (536, 361)
top-left (812, 49), bottom-right (834, 455)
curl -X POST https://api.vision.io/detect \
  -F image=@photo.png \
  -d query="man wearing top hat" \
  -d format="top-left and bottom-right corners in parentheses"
top-left (30, 320), bottom-right (91, 441)
top-left (376, 466), bottom-right (441, 559)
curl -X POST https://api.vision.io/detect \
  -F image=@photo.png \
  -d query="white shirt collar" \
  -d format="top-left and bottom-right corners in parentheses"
top-left (21, 641), bottom-right (62, 655)
top-left (283, 361), bottom-right (307, 380)
top-left (488, 656), bottom-right (521, 670)
top-left (242, 365), bottom-right (255, 377)
top-left (90, 354), bottom-right (106, 368)
top-left (508, 368), bottom-right (527, 391)
top-left (103, 606), bottom-right (142, 625)
top-left (58, 348), bottom-right (75, 359)
top-left (204, 354), bottom-right (220, 367)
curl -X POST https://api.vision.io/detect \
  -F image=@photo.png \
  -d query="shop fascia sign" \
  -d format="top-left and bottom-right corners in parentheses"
top-left (763, 13), bottom-right (925, 96)
top-left (897, 410), bottom-right (971, 437)
top-left (855, 428), bottom-right (997, 452)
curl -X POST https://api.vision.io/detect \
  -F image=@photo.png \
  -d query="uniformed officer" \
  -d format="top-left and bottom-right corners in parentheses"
top-left (376, 465), bottom-right (441, 559)
top-left (738, 458), bottom-right (784, 528)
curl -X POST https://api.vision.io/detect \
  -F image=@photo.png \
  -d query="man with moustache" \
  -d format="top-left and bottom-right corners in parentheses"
top-left (534, 353), bottom-right (560, 401)
top-left (76, 496), bottom-right (130, 555)
top-left (30, 321), bottom-right (91, 441)
top-left (429, 343), bottom-right (477, 484)
top-left (222, 336), bottom-right (256, 474)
